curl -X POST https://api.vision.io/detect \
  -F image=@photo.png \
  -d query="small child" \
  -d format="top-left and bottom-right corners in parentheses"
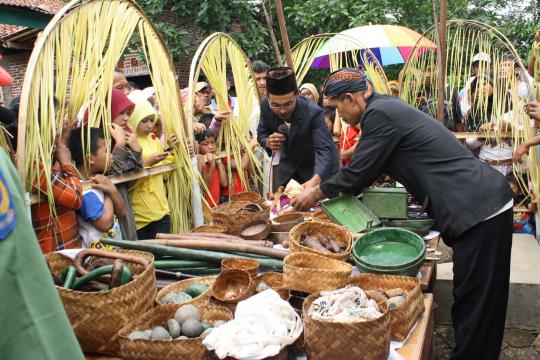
top-left (196, 130), bottom-right (227, 207)
top-left (128, 99), bottom-right (178, 239)
top-left (68, 127), bottom-right (126, 248)
top-left (221, 139), bottom-right (257, 202)
top-left (339, 123), bottom-right (361, 166)
top-left (323, 107), bottom-right (336, 135)
top-left (507, 173), bottom-right (536, 235)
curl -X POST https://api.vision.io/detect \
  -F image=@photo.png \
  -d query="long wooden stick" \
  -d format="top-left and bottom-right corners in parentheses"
top-left (145, 237), bottom-right (273, 247)
top-left (274, 0), bottom-right (293, 69)
top-left (436, 0), bottom-right (447, 123)
top-left (133, 239), bottom-right (288, 259)
top-left (261, 0), bottom-right (283, 64)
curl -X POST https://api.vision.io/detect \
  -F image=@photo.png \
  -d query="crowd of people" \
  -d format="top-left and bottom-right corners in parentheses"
top-left (0, 37), bottom-right (538, 253)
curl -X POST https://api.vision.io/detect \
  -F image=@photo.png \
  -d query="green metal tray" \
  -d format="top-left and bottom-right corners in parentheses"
top-left (321, 195), bottom-right (381, 233)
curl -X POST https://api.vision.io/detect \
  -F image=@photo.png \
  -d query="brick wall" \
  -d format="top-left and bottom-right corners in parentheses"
top-left (1, 52), bottom-right (30, 106)
top-left (2, 10), bottom-right (206, 102)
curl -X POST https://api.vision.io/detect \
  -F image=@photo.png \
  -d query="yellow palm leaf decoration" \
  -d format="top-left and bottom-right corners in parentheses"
top-left (17, 0), bottom-right (196, 232)
top-left (401, 19), bottom-right (536, 196)
top-left (187, 33), bottom-right (262, 197)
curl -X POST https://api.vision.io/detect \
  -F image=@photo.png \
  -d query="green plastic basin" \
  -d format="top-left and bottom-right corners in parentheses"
top-left (352, 253), bottom-right (424, 277)
top-left (352, 228), bottom-right (426, 270)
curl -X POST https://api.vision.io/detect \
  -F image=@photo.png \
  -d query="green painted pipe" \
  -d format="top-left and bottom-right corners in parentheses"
top-left (72, 265), bottom-right (132, 290)
top-left (101, 238), bottom-right (283, 270)
top-left (154, 260), bottom-right (214, 269)
top-left (63, 266), bottom-right (77, 289)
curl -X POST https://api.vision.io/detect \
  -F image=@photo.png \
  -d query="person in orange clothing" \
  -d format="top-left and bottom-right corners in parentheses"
top-left (196, 130), bottom-right (227, 207)
top-left (339, 123), bottom-right (361, 166)
top-left (31, 121), bottom-right (83, 253)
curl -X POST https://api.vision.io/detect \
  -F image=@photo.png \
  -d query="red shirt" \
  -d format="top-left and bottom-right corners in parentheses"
top-left (204, 163), bottom-right (220, 208)
top-left (339, 126), bottom-right (360, 166)
top-left (221, 156), bottom-right (248, 196)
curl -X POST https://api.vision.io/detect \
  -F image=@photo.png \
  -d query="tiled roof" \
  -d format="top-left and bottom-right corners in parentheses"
top-left (0, 24), bottom-right (25, 38)
top-left (0, 0), bottom-right (65, 14)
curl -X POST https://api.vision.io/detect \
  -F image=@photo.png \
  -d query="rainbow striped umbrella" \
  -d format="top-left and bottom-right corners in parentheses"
top-left (312, 25), bottom-right (437, 68)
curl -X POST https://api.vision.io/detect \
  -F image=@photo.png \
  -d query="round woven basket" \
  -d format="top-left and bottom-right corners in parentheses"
top-left (348, 274), bottom-right (425, 341)
top-left (311, 210), bottom-right (332, 222)
top-left (289, 221), bottom-right (353, 261)
top-left (254, 272), bottom-right (290, 300)
top-left (46, 249), bottom-right (156, 356)
top-left (212, 201), bottom-right (270, 235)
top-left (302, 291), bottom-right (391, 360)
top-left (192, 224), bottom-right (228, 234)
top-left (230, 191), bottom-right (262, 202)
top-left (156, 276), bottom-right (216, 306)
top-left (283, 252), bottom-right (352, 294)
top-left (208, 346), bottom-right (288, 360)
top-left (221, 258), bottom-right (260, 278)
top-left (118, 303), bottom-right (233, 360)
top-left (211, 269), bottom-right (256, 303)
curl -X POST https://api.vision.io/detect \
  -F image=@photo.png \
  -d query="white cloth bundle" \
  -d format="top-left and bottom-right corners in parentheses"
top-left (308, 286), bottom-right (382, 322)
top-left (203, 289), bottom-right (303, 360)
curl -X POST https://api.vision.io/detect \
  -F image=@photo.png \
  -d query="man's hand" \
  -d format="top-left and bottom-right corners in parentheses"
top-left (91, 174), bottom-right (116, 194)
top-left (513, 143), bottom-right (530, 164)
top-left (266, 133), bottom-right (285, 151)
top-left (109, 123), bottom-right (126, 148)
top-left (193, 122), bottom-right (206, 134)
top-left (302, 174), bottom-right (321, 189)
top-left (145, 152), bottom-right (169, 166)
top-left (291, 185), bottom-right (324, 211)
top-left (525, 101), bottom-right (540, 121)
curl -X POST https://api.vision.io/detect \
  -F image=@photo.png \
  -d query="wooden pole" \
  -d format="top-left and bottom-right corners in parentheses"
top-left (274, 0), bottom-right (294, 69)
top-left (261, 0), bottom-right (283, 64)
top-left (436, 0), bottom-right (447, 123)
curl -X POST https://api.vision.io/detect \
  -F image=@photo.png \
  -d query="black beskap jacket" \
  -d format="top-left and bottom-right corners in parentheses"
top-left (258, 96), bottom-right (339, 186)
top-left (320, 94), bottom-right (513, 240)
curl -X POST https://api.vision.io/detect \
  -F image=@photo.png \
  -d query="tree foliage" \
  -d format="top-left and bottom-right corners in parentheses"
top-left (135, 0), bottom-right (539, 67)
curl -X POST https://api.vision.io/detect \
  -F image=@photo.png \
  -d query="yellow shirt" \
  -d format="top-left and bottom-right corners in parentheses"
top-left (129, 134), bottom-right (173, 229)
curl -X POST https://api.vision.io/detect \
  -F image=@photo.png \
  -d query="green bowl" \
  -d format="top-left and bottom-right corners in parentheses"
top-left (353, 254), bottom-right (424, 277)
top-left (352, 228), bottom-right (426, 270)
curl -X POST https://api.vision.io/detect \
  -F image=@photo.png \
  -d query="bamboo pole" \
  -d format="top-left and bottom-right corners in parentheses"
top-left (274, 0), bottom-right (293, 69)
top-left (261, 0), bottom-right (283, 64)
top-left (436, 0), bottom-right (447, 123)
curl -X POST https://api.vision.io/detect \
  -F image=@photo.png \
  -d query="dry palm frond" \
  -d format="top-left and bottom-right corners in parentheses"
top-left (401, 19), bottom-right (536, 196)
top-left (18, 0), bottom-right (195, 231)
top-left (289, 34), bottom-right (331, 85)
top-left (188, 33), bottom-right (262, 197)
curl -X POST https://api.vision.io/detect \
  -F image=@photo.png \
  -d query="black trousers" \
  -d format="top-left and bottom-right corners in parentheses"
top-left (136, 215), bottom-right (171, 240)
top-left (448, 208), bottom-right (513, 360)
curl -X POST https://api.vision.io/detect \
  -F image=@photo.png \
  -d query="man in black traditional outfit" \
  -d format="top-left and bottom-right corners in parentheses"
top-left (292, 68), bottom-right (513, 360)
top-left (257, 67), bottom-right (338, 190)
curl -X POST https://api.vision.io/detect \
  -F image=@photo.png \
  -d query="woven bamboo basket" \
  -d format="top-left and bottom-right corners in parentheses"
top-left (283, 253), bottom-right (352, 294)
top-left (156, 276), bottom-right (216, 306)
top-left (311, 210), bottom-right (332, 222)
top-left (208, 347), bottom-right (288, 360)
top-left (349, 274), bottom-right (425, 341)
top-left (118, 303), bottom-right (233, 360)
top-left (212, 201), bottom-right (270, 235)
top-left (221, 258), bottom-right (260, 278)
top-left (230, 191), bottom-right (262, 202)
top-left (46, 249), bottom-right (156, 356)
top-left (302, 291), bottom-right (391, 360)
top-left (211, 269), bottom-right (256, 303)
top-left (289, 221), bottom-right (353, 261)
top-left (192, 224), bottom-right (228, 234)
top-left (254, 272), bottom-right (290, 300)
